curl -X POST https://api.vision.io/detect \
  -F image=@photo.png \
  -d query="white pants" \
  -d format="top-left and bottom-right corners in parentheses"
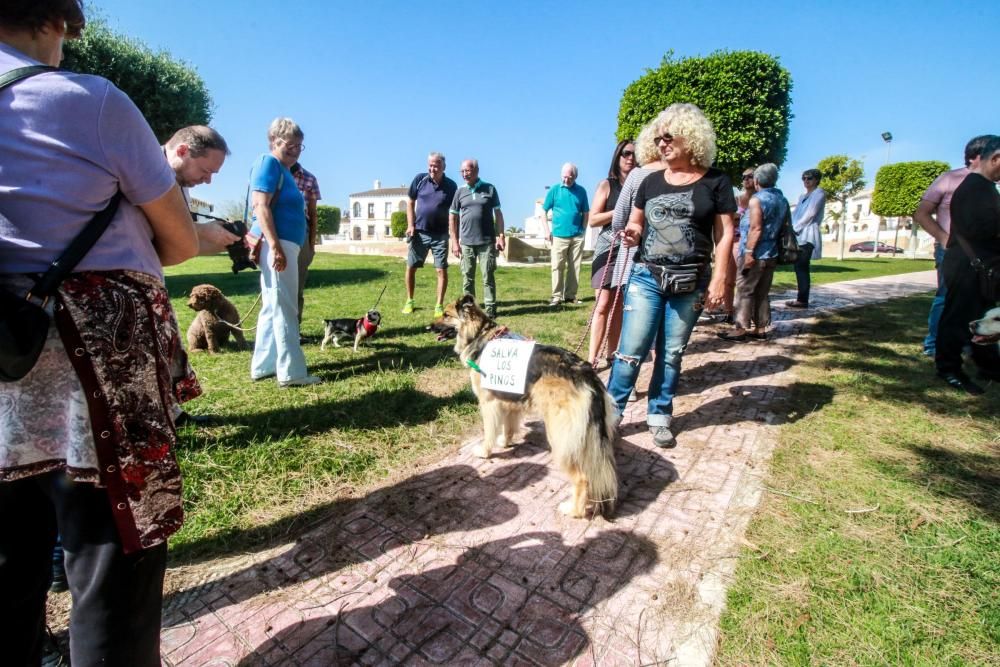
top-left (251, 239), bottom-right (308, 382)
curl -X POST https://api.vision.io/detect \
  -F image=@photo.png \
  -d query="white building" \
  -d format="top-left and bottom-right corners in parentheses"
top-left (345, 180), bottom-right (408, 241)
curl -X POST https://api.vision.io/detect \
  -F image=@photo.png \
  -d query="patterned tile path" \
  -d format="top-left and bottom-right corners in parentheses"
top-left (159, 271), bottom-right (936, 666)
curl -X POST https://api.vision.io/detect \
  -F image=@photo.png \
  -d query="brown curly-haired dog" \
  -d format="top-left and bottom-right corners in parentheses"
top-left (186, 284), bottom-right (247, 353)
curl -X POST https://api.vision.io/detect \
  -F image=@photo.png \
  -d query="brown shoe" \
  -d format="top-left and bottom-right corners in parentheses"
top-left (785, 300), bottom-right (808, 309)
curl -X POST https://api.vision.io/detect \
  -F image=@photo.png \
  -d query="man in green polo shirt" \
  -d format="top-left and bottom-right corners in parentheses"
top-left (449, 159), bottom-right (506, 318)
top-left (542, 162), bottom-right (589, 306)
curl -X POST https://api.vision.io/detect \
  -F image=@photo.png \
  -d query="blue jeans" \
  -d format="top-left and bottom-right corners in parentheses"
top-left (606, 264), bottom-right (703, 426)
top-left (923, 243), bottom-right (946, 354)
top-left (251, 239), bottom-right (309, 382)
top-left (794, 242), bottom-right (814, 304)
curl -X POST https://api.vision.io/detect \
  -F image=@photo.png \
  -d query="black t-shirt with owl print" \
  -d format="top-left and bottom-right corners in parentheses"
top-left (633, 168), bottom-right (737, 266)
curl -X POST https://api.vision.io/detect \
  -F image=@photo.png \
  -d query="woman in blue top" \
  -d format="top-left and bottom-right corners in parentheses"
top-left (249, 118), bottom-right (321, 387)
top-left (718, 163), bottom-right (790, 342)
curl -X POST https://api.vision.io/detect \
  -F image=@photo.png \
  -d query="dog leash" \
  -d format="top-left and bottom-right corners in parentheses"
top-left (572, 231), bottom-right (627, 362)
top-left (219, 292), bottom-right (262, 332)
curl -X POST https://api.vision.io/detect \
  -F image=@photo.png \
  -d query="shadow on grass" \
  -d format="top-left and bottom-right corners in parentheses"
top-left (907, 445), bottom-right (1000, 523)
top-left (182, 385), bottom-right (477, 451)
top-left (166, 267), bottom-right (389, 299)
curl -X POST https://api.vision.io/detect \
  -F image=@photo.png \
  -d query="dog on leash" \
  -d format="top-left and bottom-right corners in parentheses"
top-left (970, 306), bottom-right (1000, 346)
top-left (434, 294), bottom-right (618, 518)
top-left (186, 284), bottom-right (247, 353)
top-left (321, 310), bottom-right (381, 352)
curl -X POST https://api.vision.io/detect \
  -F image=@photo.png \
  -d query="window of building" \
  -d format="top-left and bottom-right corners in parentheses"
top-left (384, 202), bottom-right (392, 218)
top-left (398, 200), bottom-right (406, 212)
top-left (367, 225), bottom-right (375, 237)
top-left (384, 225), bottom-right (391, 237)
top-left (352, 202), bottom-right (361, 218)
top-left (367, 203), bottom-right (375, 219)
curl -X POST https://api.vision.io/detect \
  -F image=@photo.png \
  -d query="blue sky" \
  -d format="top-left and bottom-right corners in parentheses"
top-left (92, 0), bottom-right (999, 224)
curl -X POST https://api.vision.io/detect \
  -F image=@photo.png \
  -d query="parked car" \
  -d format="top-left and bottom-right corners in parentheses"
top-left (849, 241), bottom-right (905, 254)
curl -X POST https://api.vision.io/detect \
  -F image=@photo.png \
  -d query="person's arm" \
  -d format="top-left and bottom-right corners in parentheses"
top-left (140, 184), bottom-right (199, 266)
top-left (588, 180), bottom-right (613, 227)
top-left (611, 176), bottom-right (637, 233)
top-left (913, 198), bottom-right (948, 246)
top-left (251, 190), bottom-right (286, 271)
top-left (406, 199), bottom-right (416, 238)
top-left (305, 196), bottom-right (318, 246)
top-left (622, 206), bottom-right (645, 247)
top-left (449, 211), bottom-right (461, 258)
top-left (196, 222), bottom-right (240, 255)
top-left (742, 198), bottom-right (763, 269)
top-left (707, 213), bottom-right (735, 307)
top-left (494, 209), bottom-right (506, 251)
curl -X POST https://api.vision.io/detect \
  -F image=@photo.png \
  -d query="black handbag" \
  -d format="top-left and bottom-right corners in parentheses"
top-left (954, 233), bottom-right (1000, 302)
top-left (776, 207), bottom-right (800, 265)
top-left (0, 65), bottom-right (122, 381)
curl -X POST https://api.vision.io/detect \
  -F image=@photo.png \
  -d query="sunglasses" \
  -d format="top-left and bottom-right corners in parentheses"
top-left (742, 174), bottom-right (754, 181)
top-left (653, 134), bottom-right (674, 145)
top-left (802, 176), bottom-right (815, 181)
top-left (621, 150), bottom-right (635, 159)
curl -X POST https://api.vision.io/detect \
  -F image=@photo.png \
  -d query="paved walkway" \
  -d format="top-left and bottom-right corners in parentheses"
top-left (158, 271), bottom-right (936, 666)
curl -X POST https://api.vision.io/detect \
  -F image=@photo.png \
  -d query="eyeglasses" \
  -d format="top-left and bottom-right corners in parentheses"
top-left (802, 176), bottom-right (815, 181)
top-left (621, 150), bottom-right (635, 159)
top-left (653, 134), bottom-right (674, 145)
top-left (742, 174), bottom-right (754, 181)
top-left (281, 140), bottom-right (305, 152)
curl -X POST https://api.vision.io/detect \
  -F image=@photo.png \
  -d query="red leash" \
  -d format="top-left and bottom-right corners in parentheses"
top-left (573, 231), bottom-right (626, 361)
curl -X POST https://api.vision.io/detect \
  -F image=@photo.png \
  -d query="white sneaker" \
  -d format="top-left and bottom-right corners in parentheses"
top-left (278, 375), bottom-right (323, 388)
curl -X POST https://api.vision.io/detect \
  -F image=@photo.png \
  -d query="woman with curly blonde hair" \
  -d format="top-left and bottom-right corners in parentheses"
top-left (606, 103), bottom-right (735, 447)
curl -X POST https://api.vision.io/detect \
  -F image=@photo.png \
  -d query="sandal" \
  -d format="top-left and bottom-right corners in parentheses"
top-left (785, 300), bottom-right (808, 309)
top-left (717, 331), bottom-right (749, 342)
top-left (749, 332), bottom-right (768, 341)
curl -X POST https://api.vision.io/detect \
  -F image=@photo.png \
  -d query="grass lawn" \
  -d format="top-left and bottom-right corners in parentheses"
top-left (163, 252), bottom-right (934, 565)
top-left (716, 295), bottom-right (1000, 665)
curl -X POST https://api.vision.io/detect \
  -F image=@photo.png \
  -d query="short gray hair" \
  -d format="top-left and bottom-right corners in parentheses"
top-left (428, 152), bottom-right (446, 166)
top-left (753, 163), bottom-right (779, 188)
top-left (561, 162), bottom-right (578, 178)
top-left (268, 117), bottom-right (303, 145)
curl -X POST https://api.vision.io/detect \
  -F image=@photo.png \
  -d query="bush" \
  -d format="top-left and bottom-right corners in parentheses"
top-left (617, 50), bottom-right (792, 178)
top-left (62, 20), bottom-right (212, 142)
top-left (390, 211), bottom-right (408, 238)
top-left (871, 161), bottom-right (951, 217)
top-left (316, 205), bottom-right (341, 236)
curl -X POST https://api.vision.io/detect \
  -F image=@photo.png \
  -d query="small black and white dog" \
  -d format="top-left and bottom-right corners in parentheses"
top-left (321, 310), bottom-right (381, 352)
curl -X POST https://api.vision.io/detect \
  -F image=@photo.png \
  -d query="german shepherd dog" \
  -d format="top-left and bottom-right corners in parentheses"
top-left (435, 295), bottom-right (618, 518)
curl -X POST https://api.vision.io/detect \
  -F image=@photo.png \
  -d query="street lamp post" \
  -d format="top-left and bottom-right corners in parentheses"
top-left (874, 132), bottom-right (893, 258)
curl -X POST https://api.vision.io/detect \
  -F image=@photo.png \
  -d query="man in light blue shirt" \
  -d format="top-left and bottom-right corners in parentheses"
top-left (542, 162), bottom-right (589, 306)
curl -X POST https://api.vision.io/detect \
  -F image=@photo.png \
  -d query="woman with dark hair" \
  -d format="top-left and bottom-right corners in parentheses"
top-left (787, 168), bottom-right (825, 308)
top-left (586, 138), bottom-right (635, 367)
top-left (0, 2), bottom-right (199, 663)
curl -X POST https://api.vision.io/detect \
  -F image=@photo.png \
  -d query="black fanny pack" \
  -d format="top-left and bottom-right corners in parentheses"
top-left (644, 262), bottom-right (704, 295)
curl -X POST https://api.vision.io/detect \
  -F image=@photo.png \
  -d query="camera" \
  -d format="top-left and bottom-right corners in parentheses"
top-left (192, 213), bottom-right (257, 274)
top-left (220, 220), bottom-right (257, 274)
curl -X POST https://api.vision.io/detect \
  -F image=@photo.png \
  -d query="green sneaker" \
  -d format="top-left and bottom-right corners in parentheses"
top-left (401, 299), bottom-right (415, 314)
top-left (433, 303), bottom-right (445, 318)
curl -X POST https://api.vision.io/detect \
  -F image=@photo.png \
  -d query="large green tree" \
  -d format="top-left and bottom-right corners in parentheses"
top-left (617, 50), bottom-right (792, 177)
top-left (316, 205), bottom-right (341, 237)
top-left (871, 161), bottom-right (949, 258)
top-left (817, 155), bottom-right (866, 259)
top-left (62, 20), bottom-right (212, 142)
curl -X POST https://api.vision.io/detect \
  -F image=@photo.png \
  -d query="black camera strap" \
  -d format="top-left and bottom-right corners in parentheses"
top-left (1, 65), bottom-right (123, 299)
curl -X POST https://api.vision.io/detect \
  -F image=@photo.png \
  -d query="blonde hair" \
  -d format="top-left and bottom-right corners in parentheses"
top-left (636, 103), bottom-right (717, 169)
top-left (267, 117), bottom-right (303, 146)
top-left (634, 122), bottom-right (661, 166)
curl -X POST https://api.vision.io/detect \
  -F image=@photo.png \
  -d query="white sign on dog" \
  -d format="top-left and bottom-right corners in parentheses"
top-left (479, 339), bottom-right (536, 395)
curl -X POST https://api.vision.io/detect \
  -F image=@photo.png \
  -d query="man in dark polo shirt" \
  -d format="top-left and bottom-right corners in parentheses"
top-left (402, 152), bottom-right (457, 317)
top-left (449, 159), bottom-right (506, 318)
top-left (935, 134), bottom-right (1000, 394)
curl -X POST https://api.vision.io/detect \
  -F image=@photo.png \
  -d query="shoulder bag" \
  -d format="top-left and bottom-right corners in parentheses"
top-left (0, 65), bottom-right (122, 381)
